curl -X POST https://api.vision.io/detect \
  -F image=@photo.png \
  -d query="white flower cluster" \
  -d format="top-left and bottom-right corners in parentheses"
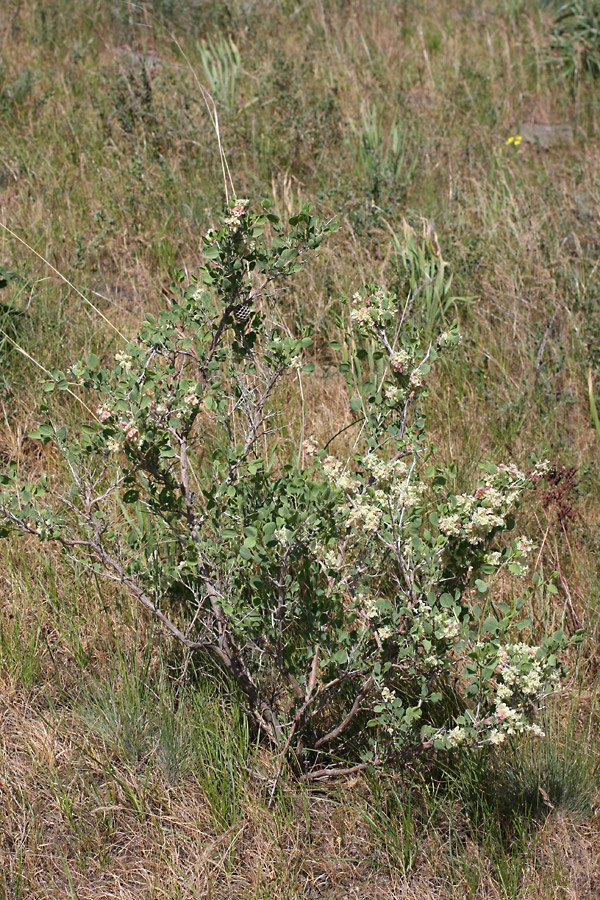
top-left (434, 612), bottom-right (460, 639)
top-left (322, 547), bottom-right (340, 569)
top-left (302, 437), bottom-right (319, 457)
top-left (447, 725), bottom-right (467, 747)
top-left (484, 550), bottom-right (502, 566)
top-left (381, 685), bottom-right (397, 705)
top-left (321, 455), bottom-right (343, 482)
top-left (363, 453), bottom-right (394, 482)
top-left (97, 405), bottom-right (112, 422)
top-left (391, 480), bottom-right (425, 509)
top-left (321, 456), bottom-right (359, 492)
top-left (424, 654), bottom-right (442, 668)
top-left (349, 288), bottom-right (387, 328)
top-left (364, 453), bottom-right (409, 483)
top-left (224, 198), bottom-right (249, 230)
top-left (495, 642), bottom-right (555, 697)
top-left (275, 526), bottom-right (289, 546)
top-left (347, 501), bottom-right (381, 533)
top-left (515, 535), bottom-right (535, 556)
top-left (411, 600), bottom-right (462, 644)
top-left (437, 329), bottom-right (461, 348)
top-left (439, 466), bottom-right (528, 545)
top-left (181, 388), bottom-right (201, 414)
top-left (390, 348), bottom-right (411, 373)
top-left (115, 350), bottom-right (133, 372)
top-left (436, 639), bottom-right (559, 746)
top-left (487, 701), bottom-right (545, 743)
top-left (438, 513), bottom-right (461, 536)
top-left (532, 459), bottom-right (551, 479)
top-left (153, 401), bottom-right (169, 419)
top-left (362, 595), bottom-right (380, 619)
top-left (119, 420), bottom-right (139, 442)
top-left (383, 382), bottom-right (406, 404)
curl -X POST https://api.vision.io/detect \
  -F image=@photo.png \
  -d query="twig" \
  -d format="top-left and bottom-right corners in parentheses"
top-left (301, 758), bottom-right (380, 782)
top-left (314, 678), bottom-right (373, 749)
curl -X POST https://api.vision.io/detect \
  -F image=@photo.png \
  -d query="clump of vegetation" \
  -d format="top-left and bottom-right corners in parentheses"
top-left (0, 0), bottom-right (599, 896)
top-left (548, 0), bottom-right (600, 80)
top-left (0, 200), bottom-right (575, 778)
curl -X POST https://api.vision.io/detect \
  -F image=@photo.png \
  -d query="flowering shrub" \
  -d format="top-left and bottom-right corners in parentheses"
top-left (0, 201), bottom-right (573, 776)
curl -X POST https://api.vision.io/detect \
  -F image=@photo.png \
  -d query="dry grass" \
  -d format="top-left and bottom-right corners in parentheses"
top-left (2, 683), bottom-right (598, 899)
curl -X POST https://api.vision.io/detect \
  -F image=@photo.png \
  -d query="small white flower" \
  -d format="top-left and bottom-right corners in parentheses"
top-left (347, 502), bottom-right (380, 533)
top-left (322, 549), bottom-right (339, 569)
top-left (322, 456), bottom-right (343, 482)
top-left (183, 392), bottom-right (199, 411)
top-left (441, 619), bottom-right (460, 639)
top-left (447, 726), bottom-right (467, 747)
top-left (302, 437), bottom-right (319, 457)
top-left (381, 686), bottom-right (396, 704)
top-left (496, 682), bottom-right (513, 700)
top-left (515, 536), bottom-right (535, 556)
top-left (527, 723), bottom-right (545, 738)
top-left (362, 596), bottom-right (379, 619)
top-left (97, 405), bottom-right (112, 422)
top-left (390, 349), bottom-right (410, 373)
top-left (383, 382), bottom-right (406, 404)
top-left (364, 454), bottom-right (392, 482)
top-left (484, 551), bottom-right (502, 566)
top-left (532, 459), bottom-right (551, 478)
top-left (275, 527), bottom-right (289, 545)
top-left (439, 514), bottom-right (461, 536)
top-left (115, 350), bottom-right (133, 372)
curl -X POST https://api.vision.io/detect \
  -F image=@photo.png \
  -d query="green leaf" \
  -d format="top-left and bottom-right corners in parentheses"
top-left (482, 615), bottom-right (499, 635)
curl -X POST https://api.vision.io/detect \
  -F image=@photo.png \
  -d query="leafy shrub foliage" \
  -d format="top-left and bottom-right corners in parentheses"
top-left (0, 202), bottom-right (572, 776)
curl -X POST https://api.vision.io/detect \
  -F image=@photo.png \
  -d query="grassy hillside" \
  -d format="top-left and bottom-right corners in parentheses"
top-left (0, 0), bottom-right (599, 897)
